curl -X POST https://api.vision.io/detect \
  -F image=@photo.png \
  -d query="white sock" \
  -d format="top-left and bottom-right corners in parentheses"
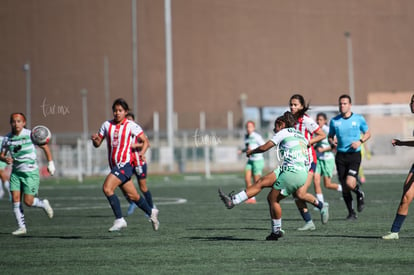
top-left (0, 179), bottom-right (3, 193)
top-left (272, 219), bottom-right (282, 233)
top-left (232, 190), bottom-right (248, 205)
top-left (316, 193), bottom-right (324, 203)
top-left (4, 181), bottom-right (11, 199)
top-left (4, 181), bottom-right (10, 192)
top-left (32, 197), bottom-right (45, 208)
top-left (13, 202), bottom-right (26, 228)
top-left (337, 185), bottom-right (343, 192)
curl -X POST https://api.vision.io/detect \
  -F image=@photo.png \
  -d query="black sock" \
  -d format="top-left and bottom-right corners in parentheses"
top-left (342, 192), bottom-right (354, 214)
top-left (134, 196), bottom-right (152, 216)
top-left (106, 194), bottom-right (123, 219)
top-left (143, 191), bottom-right (154, 208)
top-left (391, 214), bottom-right (406, 233)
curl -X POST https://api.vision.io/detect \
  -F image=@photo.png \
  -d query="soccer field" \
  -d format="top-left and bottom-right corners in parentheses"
top-left (1, 173), bottom-right (414, 274)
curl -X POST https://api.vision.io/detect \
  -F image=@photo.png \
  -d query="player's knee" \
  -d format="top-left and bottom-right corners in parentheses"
top-left (23, 198), bottom-right (33, 207)
top-left (102, 185), bottom-right (114, 196)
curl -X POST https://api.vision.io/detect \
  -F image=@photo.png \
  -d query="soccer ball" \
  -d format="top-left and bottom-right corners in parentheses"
top-left (31, 125), bottom-right (52, 146)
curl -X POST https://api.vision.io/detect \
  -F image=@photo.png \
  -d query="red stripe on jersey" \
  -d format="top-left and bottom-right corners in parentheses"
top-left (295, 115), bottom-right (317, 163)
top-left (119, 120), bottom-right (130, 164)
top-left (107, 123), bottom-right (114, 169)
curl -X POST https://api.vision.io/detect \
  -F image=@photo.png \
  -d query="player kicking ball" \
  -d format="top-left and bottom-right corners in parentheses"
top-left (219, 111), bottom-right (329, 240)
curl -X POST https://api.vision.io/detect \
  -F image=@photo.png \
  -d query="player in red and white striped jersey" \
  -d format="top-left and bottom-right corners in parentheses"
top-left (289, 94), bottom-right (326, 231)
top-left (125, 112), bottom-right (154, 216)
top-left (91, 98), bottom-right (159, 232)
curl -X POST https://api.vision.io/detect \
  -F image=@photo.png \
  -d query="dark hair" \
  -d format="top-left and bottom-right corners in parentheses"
top-left (290, 94), bottom-right (310, 119)
top-left (10, 112), bottom-right (26, 123)
top-left (316, 112), bottom-right (327, 121)
top-left (339, 94), bottom-right (352, 103)
top-left (112, 98), bottom-right (130, 112)
top-left (275, 111), bottom-right (297, 128)
top-left (126, 112), bottom-right (135, 120)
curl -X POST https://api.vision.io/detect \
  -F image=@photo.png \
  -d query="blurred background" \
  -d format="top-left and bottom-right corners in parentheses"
top-left (1, 0), bottom-right (413, 179)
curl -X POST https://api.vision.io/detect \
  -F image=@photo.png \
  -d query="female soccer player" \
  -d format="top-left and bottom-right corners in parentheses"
top-left (219, 94), bottom-right (326, 230)
top-left (239, 121), bottom-right (265, 204)
top-left (125, 112), bottom-right (154, 216)
top-left (219, 112), bottom-right (328, 240)
top-left (313, 112), bottom-right (342, 194)
top-left (91, 98), bottom-right (159, 232)
top-left (0, 113), bottom-right (55, 235)
top-left (0, 135), bottom-right (11, 200)
top-left (289, 94), bottom-right (327, 231)
top-left (382, 94), bottom-right (414, 240)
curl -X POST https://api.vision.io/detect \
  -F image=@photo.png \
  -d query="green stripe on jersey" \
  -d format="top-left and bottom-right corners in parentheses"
top-left (5, 128), bottom-right (38, 172)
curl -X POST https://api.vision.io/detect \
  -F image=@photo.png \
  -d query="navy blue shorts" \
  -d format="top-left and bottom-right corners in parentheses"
top-left (410, 163), bottom-right (414, 174)
top-left (309, 161), bottom-right (317, 173)
top-left (133, 162), bottom-right (147, 180)
top-left (111, 163), bottom-right (134, 184)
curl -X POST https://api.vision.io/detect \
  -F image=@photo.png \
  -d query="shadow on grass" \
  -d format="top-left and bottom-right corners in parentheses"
top-left (187, 236), bottom-right (257, 241)
top-left (0, 233), bottom-right (115, 240)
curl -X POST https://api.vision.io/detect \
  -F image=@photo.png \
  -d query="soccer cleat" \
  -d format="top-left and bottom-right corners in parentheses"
top-left (12, 227), bottom-right (27, 236)
top-left (43, 199), bottom-right (54, 219)
top-left (297, 221), bottom-right (316, 231)
top-left (218, 188), bottom-right (235, 209)
top-left (320, 202), bottom-right (329, 224)
top-left (265, 230), bottom-right (285, 241)
top-left (382, 232), bottom-right (399, 240)
top-left (346, 212), bottom-right (357, 221)
top-left (245, 197), bottom-right (256, 204)
top-left (127, 203), bottom-right (137, 216)
top-left (149, 208), bottom-right (160, 231)
top-left (108, 218), bottom-right (127, 232)
top-left (357, 191), bottom-right (365, 212)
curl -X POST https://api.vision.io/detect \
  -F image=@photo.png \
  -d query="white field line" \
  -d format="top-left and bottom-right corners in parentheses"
top-left (0, 197), bottom-right (187, 211)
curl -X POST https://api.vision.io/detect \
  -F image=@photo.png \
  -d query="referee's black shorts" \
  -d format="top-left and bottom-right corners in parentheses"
top-left (335, 151), bottom-right (361, 181)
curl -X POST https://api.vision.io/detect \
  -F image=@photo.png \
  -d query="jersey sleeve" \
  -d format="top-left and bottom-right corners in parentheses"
top-left (98, 121), bottom-right (108, 139)
top-left (328, 119), bottom-right (336, 137)
top-left (270, 130), bottom-right (284, 145)
top-left (359, 115), bottom-right (369, 133)
top-left (130, 121), bottom-right (144, 137)
top-left (304, 116), bottom-right (320, 134)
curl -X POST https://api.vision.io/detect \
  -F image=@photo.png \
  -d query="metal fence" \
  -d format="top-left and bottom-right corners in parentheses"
top-left (37, 104), bottom-right (413, 181)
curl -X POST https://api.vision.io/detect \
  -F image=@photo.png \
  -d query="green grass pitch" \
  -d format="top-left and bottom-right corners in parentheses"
top-left (1, 173), bottom-right (414, 274)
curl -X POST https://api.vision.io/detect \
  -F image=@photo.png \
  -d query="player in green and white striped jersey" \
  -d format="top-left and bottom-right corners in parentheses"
top-left (239, 121), bottom-right (265, 204)
top-left (219, 112), bottom-right (329, 240)
top-left (0, 113), bottom-right (56, 236)
top-left (313, 112), bottom-right (342, 202)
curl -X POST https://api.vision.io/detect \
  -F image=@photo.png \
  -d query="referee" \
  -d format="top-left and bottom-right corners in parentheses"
top-left (328, 94), bottom-right (371, 220)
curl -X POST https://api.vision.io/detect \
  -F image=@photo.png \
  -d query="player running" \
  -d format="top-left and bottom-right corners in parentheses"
top-left (382, 94), bottom-right (414, 240)
top-left (91, 98), bottom-right (159, 232)
top-left (0, 113), bottom-right (55, 235)
top-left (239, 121), bottom-right (265, 204)
top-left (125, 112), bottom-right (155, 216)
top-left (313, 112), bottom-right (342, 194)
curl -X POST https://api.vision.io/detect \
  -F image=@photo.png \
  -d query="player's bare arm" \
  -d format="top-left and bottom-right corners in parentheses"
top-left (246, 140), bottom-right (274, 157)
top-left (91, 133), bottom-right (103, 148)
top-left (0, 151), bottom-right (12, 165)
top-left (392, 139), bottom-right (414, 147)
top-left (309, 128), bottom-right (326, 146)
